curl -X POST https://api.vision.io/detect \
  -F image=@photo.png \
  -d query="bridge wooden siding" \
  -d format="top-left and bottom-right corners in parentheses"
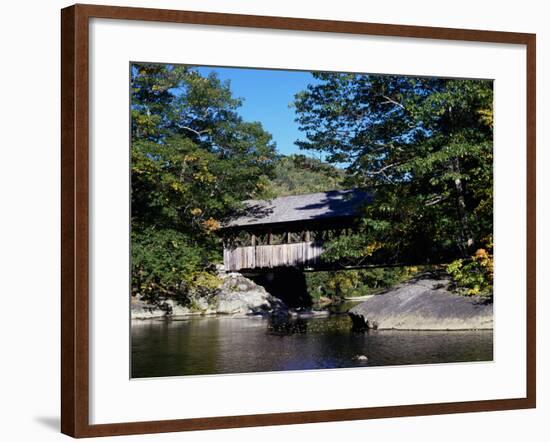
top-left (224, 241), bottom-right (324, 271)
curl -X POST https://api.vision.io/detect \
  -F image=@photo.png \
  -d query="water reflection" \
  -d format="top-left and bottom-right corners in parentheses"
top-left (267, 317), bottom-right (309, 335)
top-left (131, 315), bottom-right (493, 378)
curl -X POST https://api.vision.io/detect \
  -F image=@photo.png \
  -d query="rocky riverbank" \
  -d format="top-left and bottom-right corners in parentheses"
top-left (132, 270), bottom-right (493, 330)
top-left (348, 275), bottom-right (493, 331)
top-left (132, 271), bottom-right (313, 319)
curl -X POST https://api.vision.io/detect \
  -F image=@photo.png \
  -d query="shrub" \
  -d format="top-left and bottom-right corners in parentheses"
top-left (305, 266), bottom-right (420, 301)
top-left (131, 227), bottom-right (221, 303)
top-left (446, 248), bottom-right (493, 296)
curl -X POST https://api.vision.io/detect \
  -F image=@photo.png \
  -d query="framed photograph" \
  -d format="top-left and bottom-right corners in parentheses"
top-left (61, 3), bottom-right (536, 437)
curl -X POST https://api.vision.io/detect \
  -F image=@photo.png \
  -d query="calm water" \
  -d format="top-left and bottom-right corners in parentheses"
top-left (131, 314), bottom-right (493, 378)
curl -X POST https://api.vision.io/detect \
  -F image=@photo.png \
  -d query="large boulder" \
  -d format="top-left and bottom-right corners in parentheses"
top-left (348, 276), bottom-right (493, 330)
top-left (216, 272), bottom-right (287, 315)
top-left (131, 272), bottom-right (288, 319)
top-left (131, 297), bottom-right (167, 319)
top-left (131, 296), bottom-right (198, 319)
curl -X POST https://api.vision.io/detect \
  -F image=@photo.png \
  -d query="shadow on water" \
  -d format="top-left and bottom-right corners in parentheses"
top-left (131, 314), bottom-right (493, 378)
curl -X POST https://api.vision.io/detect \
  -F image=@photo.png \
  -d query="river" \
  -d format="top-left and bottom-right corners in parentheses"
top-left (131, 313), bottom-right (493, 378)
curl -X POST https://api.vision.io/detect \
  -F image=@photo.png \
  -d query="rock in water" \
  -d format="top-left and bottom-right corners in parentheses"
top-left (215, 272), bottom-right (287, 315)
top-left (348, 277), bottom-right (493, 331)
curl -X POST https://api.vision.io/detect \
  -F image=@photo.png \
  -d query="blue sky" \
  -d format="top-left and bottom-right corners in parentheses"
top-left (196, 66), bottom-right (318, 157)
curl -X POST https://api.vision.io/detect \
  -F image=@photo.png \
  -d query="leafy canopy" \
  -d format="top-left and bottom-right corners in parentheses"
top-left (294, 73), bottom-right (493, 268)
top-left (131, 63), bottom-right (277, 299)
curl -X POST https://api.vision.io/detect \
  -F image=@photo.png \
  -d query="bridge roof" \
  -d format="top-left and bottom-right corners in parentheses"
top-left (224, 189), bottom-right (371, 229)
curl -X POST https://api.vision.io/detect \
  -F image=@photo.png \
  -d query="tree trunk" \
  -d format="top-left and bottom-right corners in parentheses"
top-left (452, 157), bottom-right (474, 256)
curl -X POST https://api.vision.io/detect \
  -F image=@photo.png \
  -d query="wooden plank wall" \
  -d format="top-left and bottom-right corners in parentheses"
top-left (223, 241), bottom-right (324, 271)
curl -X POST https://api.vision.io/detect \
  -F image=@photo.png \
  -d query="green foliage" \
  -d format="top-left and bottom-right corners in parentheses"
top-left (321, 234), bottom-right (382, 265)
top-left (447, 245), bottom-right (493, 297)
top-left (132, 227), bottom-right (218, 301)
top-left (306, 266), bottom-right (419, 301)
top-left (294, 74), bottom-right (493, 265)
top-left (131, 63), bottom-right (277, 299)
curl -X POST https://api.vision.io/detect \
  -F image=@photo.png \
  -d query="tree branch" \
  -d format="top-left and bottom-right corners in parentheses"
top-left (380, 95), bottom-right (406, 110)
top-left (179, 126), bottom-right (211, 137)
top-left (424, 194), bottom-right (449, 206)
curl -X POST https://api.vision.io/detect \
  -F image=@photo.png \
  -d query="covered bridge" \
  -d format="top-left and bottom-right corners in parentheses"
top-left (221, 189), bottom-right (371, 271)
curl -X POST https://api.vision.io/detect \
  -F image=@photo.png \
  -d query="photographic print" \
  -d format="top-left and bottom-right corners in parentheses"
top-left (61, 6), bottom-right (535, 435)
top-left (130, 63), bottom-right (494, 379)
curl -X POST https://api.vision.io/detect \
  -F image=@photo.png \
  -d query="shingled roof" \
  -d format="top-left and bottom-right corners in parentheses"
top-left (224, 189), bottom-right (371, 228)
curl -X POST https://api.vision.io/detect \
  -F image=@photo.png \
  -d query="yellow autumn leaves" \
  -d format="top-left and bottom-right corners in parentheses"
top-left (189, 207), bottom-right (220, 232)
top-left (446, 240), bottom-right (493, 297)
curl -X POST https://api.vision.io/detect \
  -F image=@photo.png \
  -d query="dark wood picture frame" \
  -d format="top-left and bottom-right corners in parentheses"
top-left (61, 3), bottom-right (536, 438)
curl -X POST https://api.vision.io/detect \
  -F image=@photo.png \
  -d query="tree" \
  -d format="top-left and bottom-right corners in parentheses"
top-left (131, 63), bottom-right (277, 299)
top-left (294, 73), bottom-right (493, 265)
